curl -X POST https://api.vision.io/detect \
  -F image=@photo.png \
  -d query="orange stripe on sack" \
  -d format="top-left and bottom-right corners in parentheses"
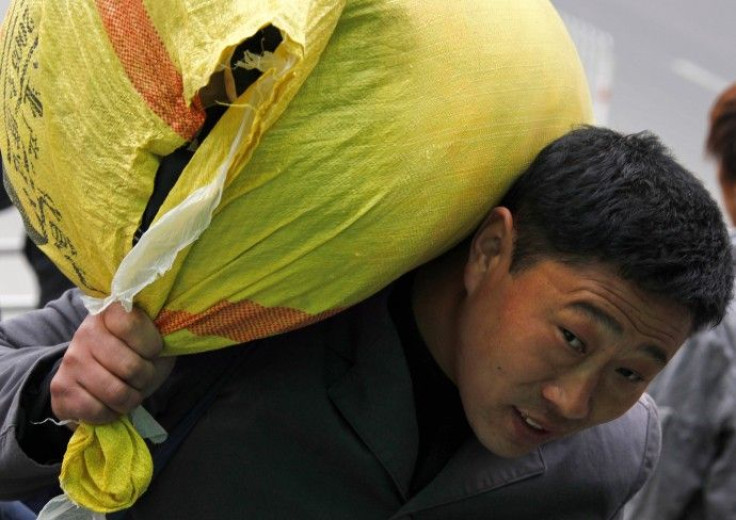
top-left (95, 0), bottom-right (205, 140)
top-left (156, 300), bottom-right (343, 344)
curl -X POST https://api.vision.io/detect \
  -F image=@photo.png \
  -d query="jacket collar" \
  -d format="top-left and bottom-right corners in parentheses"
top-left (395, 441), bottom-right (544, 516)
top-left (326, 287), bottom-right (544, 509)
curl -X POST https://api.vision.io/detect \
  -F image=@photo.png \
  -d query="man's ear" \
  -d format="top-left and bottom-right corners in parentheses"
top-left (464, 207), bottom-right (514, 294)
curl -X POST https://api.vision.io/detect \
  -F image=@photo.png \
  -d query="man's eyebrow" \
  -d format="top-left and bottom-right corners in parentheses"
top-left (570, 302), bottom-right (623, 336)
top-left (640, 344), bottom-right (668, 367)
top-left (569, 302), bottom-right (669, 366)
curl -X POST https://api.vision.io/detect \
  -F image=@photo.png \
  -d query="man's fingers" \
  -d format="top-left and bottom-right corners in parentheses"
top-left (57, 352), bottom-right (144, 413)
top-left (90, 335), bottom-right (157, 392)
top-left (102, 302), bottom-right (163, 359)
top-left (50, 371), bottom-right (123, 425)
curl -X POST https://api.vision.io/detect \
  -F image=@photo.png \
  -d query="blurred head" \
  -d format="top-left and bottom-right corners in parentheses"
top-left (437, 126), bottom-right (733, 458)
top-left (706, 83), bottom-right (736, 223)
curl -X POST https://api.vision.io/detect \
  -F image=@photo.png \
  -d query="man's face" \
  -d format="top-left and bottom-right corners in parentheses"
top-left (453, 215), bottom-right (691, 458)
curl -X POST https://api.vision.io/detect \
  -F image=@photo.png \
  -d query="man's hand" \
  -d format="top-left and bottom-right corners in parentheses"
top-left (50, 302), bottom-right (175, 425)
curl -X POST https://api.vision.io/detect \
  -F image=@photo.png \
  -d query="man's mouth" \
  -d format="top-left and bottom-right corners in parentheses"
top-left (514, 407), bottom-right (554, 435)
top-left (519, 410), bottom-right (546, 431)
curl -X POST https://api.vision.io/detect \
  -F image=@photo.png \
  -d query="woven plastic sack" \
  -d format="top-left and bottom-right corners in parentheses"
top-left (0, 0), bottom-right (592, 513)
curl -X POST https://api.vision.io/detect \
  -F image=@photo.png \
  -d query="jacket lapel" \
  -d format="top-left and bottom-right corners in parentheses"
top-left (327, 289), bottom-right (419, 500)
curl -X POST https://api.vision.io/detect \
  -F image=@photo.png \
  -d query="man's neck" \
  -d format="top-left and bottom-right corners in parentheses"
top-left (411, 247), bottom-right (467, 384)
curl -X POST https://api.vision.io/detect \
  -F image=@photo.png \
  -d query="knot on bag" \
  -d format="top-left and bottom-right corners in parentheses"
top-left (60, 418), bottom-right (153, 513)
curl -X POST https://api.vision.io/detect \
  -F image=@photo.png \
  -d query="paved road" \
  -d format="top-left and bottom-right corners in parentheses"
top-left (0, 1), bottom-right (732, 313)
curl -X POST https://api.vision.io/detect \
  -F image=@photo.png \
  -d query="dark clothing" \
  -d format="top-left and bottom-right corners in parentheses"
top-left (0, 501), bottom-right (34, 520)
top-left (389, 274), bottom-right (472, 493)
top-left (0, 288), bottom-right (660, 519)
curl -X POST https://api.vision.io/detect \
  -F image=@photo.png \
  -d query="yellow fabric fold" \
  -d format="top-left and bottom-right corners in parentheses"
top-left (60, 419), bottom-right (152, 513)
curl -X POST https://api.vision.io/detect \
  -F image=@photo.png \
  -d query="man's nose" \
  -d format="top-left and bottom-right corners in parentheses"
top-left (541, 371), bottom-right (599, 420)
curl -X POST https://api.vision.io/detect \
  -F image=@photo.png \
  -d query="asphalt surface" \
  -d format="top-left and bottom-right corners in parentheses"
top-left (0, 1), bottom-right (732, 314)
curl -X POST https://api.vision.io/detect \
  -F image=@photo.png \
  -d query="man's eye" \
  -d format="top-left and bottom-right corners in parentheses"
top-left (616, 367), bottom-right (644, 383)
top-left (561, 328), bottom-right (585, 353)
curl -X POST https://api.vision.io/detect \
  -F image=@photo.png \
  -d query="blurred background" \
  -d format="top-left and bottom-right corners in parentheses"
top-left (553, 0), bottom-right (732, 199)
top-left (0, 0), bottom-right (732, 316)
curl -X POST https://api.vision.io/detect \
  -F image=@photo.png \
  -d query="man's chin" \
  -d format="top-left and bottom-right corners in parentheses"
top-left (471, 410), bottom-right (560, 458)
top-left (472, 426), bottom-right (538, 459)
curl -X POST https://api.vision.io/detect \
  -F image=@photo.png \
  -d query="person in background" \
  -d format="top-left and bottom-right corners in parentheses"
top-left (624, 83), bottom-right (736, 519)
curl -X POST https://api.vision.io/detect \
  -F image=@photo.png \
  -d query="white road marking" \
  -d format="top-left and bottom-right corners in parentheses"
top-left (670, 58), bottom-right (730, 93)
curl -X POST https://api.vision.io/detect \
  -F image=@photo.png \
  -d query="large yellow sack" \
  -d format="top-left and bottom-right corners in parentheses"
top-left (0, 0), bottom-right (592, 513)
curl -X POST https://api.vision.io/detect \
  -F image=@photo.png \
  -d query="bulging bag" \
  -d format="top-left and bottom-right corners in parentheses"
top-left (0, 0), bottom-right (592, 512)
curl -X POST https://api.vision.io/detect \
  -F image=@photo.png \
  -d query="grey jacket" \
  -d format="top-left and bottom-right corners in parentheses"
top-left (0, 288), bottom-right (660, 519)
top-left (624, 299), bottom-right (736, 520)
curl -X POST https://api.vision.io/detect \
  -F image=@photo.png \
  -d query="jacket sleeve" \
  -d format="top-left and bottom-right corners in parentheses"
top-left (0, 289), bottom-right (88, 499)
top-left (703, 232), bottom-right (736, 519)
top-left (609, 393), bottom-right (661, 520)
top-left (702, 429), bottom-right (736, 520)
top-left (623, 313), bottom-right (736, 520)
top-left (701, 361), bottom-right (736, 519)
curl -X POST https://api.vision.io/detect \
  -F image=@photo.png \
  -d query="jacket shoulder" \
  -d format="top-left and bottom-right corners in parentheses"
top-left (536, 394), bottom-right (660, 519)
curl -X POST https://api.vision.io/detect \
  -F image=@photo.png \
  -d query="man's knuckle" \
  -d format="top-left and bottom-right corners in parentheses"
top-left (106, 383), bottom-right (141, 412)
top-left (113, 318), bottom-right (137, 340)
top-left (118, 357), bottom-right (143, 382)
top-left (49, 376), bottom-right (65, 397)
top-left (75, 316), bottom-right (101, 341)
top-left (62, 348), bottom-right (83, 368)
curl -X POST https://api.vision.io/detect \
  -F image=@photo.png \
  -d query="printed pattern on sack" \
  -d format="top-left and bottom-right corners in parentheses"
top-left (0, 3), bottom-right (95, 291)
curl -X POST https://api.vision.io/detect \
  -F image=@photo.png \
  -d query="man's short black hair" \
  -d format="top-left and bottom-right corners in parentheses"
top-left (500, 126), bottom-right (733, 332)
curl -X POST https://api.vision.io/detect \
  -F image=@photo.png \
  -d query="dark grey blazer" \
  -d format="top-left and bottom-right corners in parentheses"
top-left (0, 288), bottom-right (659, 519)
